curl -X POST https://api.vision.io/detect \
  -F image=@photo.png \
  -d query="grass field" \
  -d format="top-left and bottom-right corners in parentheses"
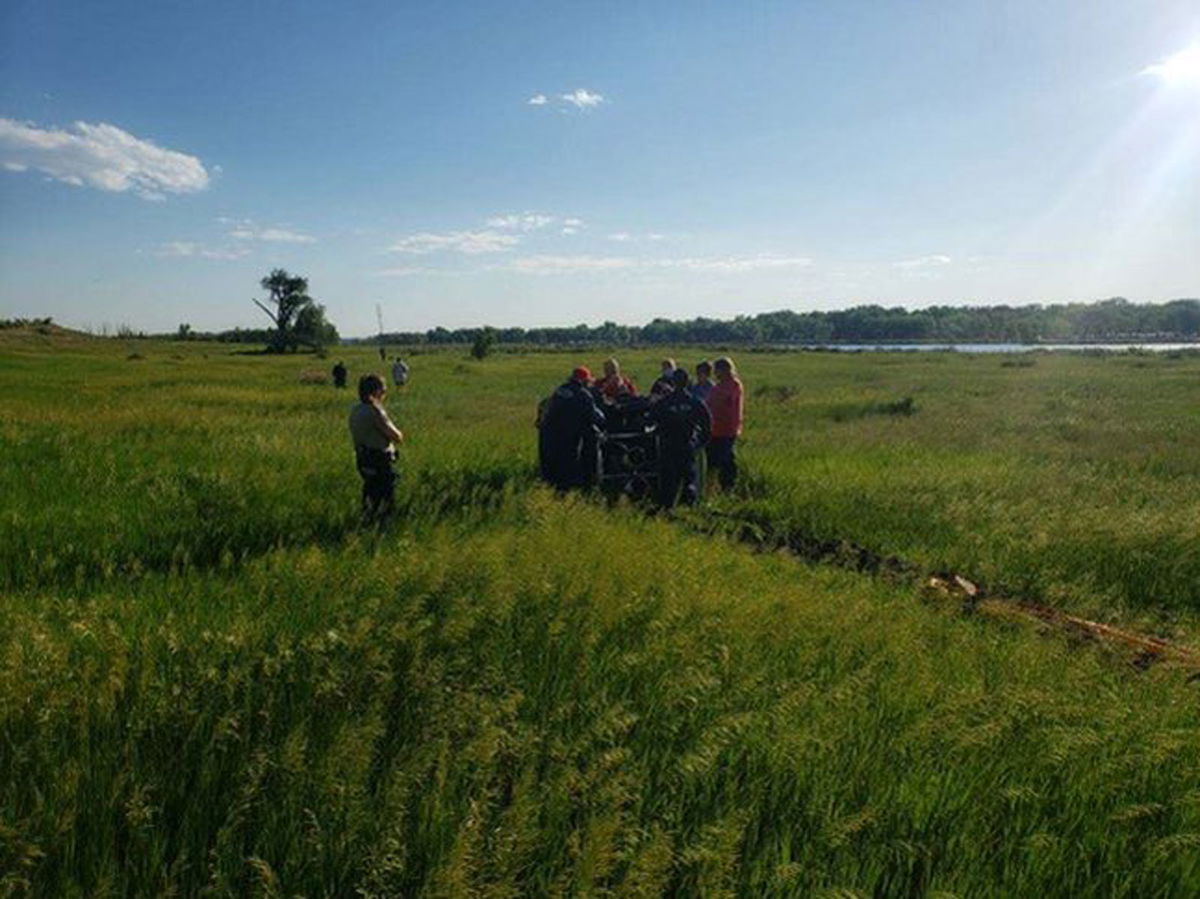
top-left (3, 330), bottom-right (1200, 896)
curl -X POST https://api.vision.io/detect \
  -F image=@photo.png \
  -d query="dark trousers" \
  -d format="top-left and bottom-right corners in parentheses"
top-left (356, 446), bottom-right (396, 518)
top-left (540, 432), bottom-right (597, 491)
top-left (706, 437), bottom-right (737, 490)
top-left (658, 445), bottom-right (700, 508)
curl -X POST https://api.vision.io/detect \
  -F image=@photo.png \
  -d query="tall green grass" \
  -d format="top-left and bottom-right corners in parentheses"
top-left (5, 333), bottom-right (1200, 895)
top-left (5, 336), bottom-right (1199, 618)
top-left (5, 497), bottom-right (1199, 897)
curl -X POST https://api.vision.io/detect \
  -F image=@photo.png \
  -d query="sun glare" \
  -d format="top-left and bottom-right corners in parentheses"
top-left (1142, 44), bottom-right (1200, 87)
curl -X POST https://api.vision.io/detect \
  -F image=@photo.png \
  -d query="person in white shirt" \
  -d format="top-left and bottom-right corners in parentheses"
top-left (391, 357), bottom-right (409, 387)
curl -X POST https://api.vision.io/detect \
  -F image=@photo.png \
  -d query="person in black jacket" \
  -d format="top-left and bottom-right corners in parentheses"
top-left (538, 366), bottom-right (606, 491)
top-left (647, 367), bottom-right (712, 508)
top-left (331, 360), bottom-right (347, 388)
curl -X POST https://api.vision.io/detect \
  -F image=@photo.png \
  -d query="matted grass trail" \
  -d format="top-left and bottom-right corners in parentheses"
top-left (4, 496), bottom-right (1200, 897)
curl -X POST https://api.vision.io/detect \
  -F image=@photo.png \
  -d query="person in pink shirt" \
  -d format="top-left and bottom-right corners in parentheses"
top-left (705, 356), bottom-right (743, 490)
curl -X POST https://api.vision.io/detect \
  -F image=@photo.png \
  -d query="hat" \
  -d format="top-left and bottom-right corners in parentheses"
top-left (572, 366), bottom-right (592, 382)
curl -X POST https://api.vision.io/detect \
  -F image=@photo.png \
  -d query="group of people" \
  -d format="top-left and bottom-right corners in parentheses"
top-left (538, 355), bottom-right (744, 508)
top-left (346, 353), bottom-right (744, 522)
top-left (332, 356), bottom-right (408, 390)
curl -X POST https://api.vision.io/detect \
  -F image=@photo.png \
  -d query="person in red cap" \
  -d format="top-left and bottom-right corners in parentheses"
top-left (537, 365), bottom-right (606, 491)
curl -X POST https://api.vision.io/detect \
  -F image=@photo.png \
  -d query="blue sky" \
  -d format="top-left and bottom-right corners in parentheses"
top-left (1, 0), bottom-right (1197, 336)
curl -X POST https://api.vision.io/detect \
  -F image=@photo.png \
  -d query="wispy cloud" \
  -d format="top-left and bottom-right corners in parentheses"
top-left (486, 212), bottom-right (557, 231)
top-left (527, 89), bottom-right (607, 111)
top-left (561, 88), bottom-right (605, 109)
top-left (505, 254), bottom-right (637, 274)
top-left (156, 241), bottom-right (248, 260)
top-left (894, 254), bottom-right (952, 270)
top-left (229, 223), bottom-right (317, 243)
top-left (662, 254), bottom-right (814, 273)
top-left (501, 252), bottom-right (813, 275)
top-left (375, 265), bottom-right (439, 277)
top-left (608, 231), bottom-right (669, 243)
top-left (0, 118), bottom-right (210, 199)
top-left (389, 230), bottom-right (519, 255)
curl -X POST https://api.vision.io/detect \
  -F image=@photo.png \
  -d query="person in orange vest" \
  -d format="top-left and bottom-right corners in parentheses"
top-left (706, 356), bottom-right (743, 490)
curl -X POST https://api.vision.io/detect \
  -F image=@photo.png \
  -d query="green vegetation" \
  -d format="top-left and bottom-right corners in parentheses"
top-left (3, 330), bottom-right (1200, 896)
top-left (372, 296), bottom-right (1200, 347)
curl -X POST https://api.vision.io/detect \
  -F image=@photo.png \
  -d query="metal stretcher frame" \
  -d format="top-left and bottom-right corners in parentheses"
top-left (595, 398), bottom-right (661, 498)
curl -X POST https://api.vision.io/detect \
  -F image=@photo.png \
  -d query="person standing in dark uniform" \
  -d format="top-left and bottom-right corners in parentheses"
top-left (538, 366), bottom-right (606, 491)
top-left (349, 373), bottom-right (404, 520)
top-left (647, 367), bottom-right (711, 508)
top-left (331, 360), bottom-right (347, 388)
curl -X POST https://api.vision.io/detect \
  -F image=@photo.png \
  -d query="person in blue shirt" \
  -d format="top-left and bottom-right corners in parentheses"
top-left (647, 368), bottom-right (712, 508)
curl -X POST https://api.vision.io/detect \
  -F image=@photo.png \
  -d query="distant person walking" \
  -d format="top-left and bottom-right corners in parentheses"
top-left (706, 356), bottom-right (743, 491)
top-left (331, 360), bottom-right (347, 388)
top-left (647, 368), bottom-right (711, 508)
top-left (538, 366), bottom-right (606, 491)
top-left (391, 356), bottom-right (409, 387)
top-left (349, 373), bottom-right (404, 520)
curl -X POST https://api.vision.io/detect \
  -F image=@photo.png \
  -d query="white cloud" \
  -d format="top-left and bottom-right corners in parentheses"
top-left (502, 252), bottom-right (813, 275)
top-left (505, 254), bottom-right (637, 274)
top-left (894, 254), bottom-right (952, 270)
top-left (606, 231), bottom-right (670, 244)
top-left (662, 254), bottom-right (814, 273)
top-left (486, 212), bottom-right (556, 231)
top-left (0, 118), bottom-right (210, 199)
top-left (389, 230), bottom-right (519, 255)
top-left (375, 265), bottom-right (437, 277)
top-left (229, 224), bottom-right (317, 243)
top-left (561, 88), bottom-right (605, 109)
top-left (156, 241), bottom-right (248, 260)
top-left (527, 94), bottom-right (548, 105)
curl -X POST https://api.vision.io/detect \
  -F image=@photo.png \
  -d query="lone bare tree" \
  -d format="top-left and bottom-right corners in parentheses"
top-left (253, 269), bottom-right (312, 352)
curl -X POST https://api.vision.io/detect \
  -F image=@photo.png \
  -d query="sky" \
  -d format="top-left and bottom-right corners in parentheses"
top-left (0, 0), bottom-right (1198, 336)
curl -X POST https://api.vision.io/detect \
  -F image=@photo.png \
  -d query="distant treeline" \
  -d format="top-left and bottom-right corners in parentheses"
top-left (165, 327), bottom-right (278, 344)
top-left (358, 298), bottom-right (1200, 347)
